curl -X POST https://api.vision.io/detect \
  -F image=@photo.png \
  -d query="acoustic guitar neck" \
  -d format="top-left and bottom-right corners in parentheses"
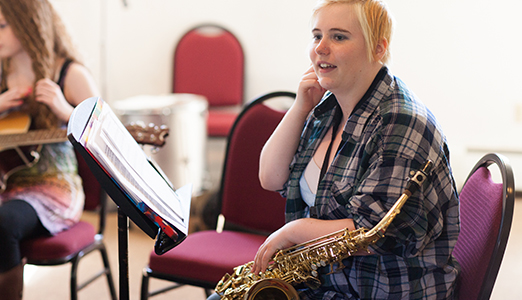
top-left (0, 128), bottom-right (67, 151)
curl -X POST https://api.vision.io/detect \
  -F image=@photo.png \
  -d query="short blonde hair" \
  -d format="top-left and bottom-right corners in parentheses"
top-left (313, 0), bottom-right (394, 64)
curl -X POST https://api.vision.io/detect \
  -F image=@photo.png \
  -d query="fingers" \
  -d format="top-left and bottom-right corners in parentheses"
top-left (303, 66), bottom-right (326, 94)
top-left (35, 78), bottom-right (56, 97)
top-left (34, 78), bottom-right (74, 122)
top-left (252, 236), bottom-right (280, 275)
top-left (0, 87), bottom-right (31, 112)
top-left (21, 87), bottom-right (32, 98)
top-left (251, 226), bottom-right (293, 274)
top-left (8, 86), bottom-right (32, 99)
top-left (295, 66), bottom-right (326, 112)
top-left (34, 78), bottom-right (63, 106)
top-left (252, 243), bottom-right (269, 275)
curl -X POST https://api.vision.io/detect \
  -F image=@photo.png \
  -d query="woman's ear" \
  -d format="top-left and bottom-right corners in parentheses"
top-left (374, 38), bottom-right (388, 62)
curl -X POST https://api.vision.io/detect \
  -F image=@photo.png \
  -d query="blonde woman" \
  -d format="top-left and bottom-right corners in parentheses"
top-left (211, 1), bottom-right (462, 299)
top-left (0, 0), bottom-right (99, 298)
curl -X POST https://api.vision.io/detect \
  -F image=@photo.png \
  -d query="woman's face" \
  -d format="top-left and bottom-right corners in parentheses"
top-left (309, 4), bottom-right (376, 95)
top-left (0, 10), bottom-right (24, 59)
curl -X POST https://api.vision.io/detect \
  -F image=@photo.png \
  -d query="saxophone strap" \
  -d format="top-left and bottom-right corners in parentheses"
top-left (313, 108), bottom-right (343, 219)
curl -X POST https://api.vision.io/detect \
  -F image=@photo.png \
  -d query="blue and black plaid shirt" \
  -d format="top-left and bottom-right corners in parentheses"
top-left (281, 67), bottom-right (460, 299)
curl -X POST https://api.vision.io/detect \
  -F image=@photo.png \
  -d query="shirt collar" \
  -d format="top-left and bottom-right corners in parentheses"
top-left (312, 66), bottom-right (391, 142)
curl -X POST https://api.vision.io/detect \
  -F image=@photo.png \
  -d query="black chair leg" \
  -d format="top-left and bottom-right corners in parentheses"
top-left (100, 246), bottom-right (117, 300)
top-left (141, 272), bottom-right (150, 300)
top-left (205, 288), bottom-right (213, 298)
top-left (70, 256), bottom-right (80, 300)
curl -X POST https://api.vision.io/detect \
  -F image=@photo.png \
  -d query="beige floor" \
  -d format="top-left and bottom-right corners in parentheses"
top-left (21, 139), bottom-right (522, 299)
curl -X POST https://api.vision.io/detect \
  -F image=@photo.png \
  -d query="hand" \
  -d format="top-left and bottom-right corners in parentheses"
top-left (0, 87), bottom-right (31, 113)
top-left (251, 225), bottom-right (295, 275)
top-left (294, 65), bottom-right (327, 114)
top-left (250, 218), bottom-right (358, 275)
top-left (35, 78), bottom-right (73, 122)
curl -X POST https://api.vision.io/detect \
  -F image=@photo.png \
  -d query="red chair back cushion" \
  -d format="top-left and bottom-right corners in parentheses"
top-left (173, 26), bottom-right (243, 107)
top-left (75, 150), bottom-right (101, 211)
top-left (220, 103), bottom-right (286, 233)
top-left (453, 166), bottom-right (503, 300)
top-left (207, 111), bottom-right (238, 137)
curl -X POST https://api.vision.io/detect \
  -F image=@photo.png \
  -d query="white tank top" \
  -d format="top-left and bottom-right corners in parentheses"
top-left (300, 158), bottom-right (321, 208)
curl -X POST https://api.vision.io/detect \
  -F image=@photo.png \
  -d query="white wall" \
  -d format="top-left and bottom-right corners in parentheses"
top-left (51, 0), bottom-right (522, 189)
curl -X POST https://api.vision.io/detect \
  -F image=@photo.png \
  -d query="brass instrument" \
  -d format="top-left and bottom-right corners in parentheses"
top-left (215, 160), bottom-right (433, 300)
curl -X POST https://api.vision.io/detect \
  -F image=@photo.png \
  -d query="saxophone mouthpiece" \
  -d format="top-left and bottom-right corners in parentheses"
top-left (420, 160), bottom-right (434, 175)
top-left (405, 160), bottom-right (433, 196)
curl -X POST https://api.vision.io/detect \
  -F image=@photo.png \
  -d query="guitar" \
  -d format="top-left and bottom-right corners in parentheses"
top-left (0, 112), bottom-right (169, 193)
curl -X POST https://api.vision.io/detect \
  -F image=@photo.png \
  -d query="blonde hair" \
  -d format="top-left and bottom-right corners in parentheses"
top-left (0, 0), bottom-right (80, 129)
top-left (313, 0), bottom-right (394, 64)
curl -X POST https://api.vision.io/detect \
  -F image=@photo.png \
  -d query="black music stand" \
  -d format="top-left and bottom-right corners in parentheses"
top-left (67, 97), bottom-right (187, 300)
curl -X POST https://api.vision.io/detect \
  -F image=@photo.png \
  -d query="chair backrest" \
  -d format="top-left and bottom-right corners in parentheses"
top-left (173, 24), bottom-right (244, 107)
top-left (75, 149), bottom-right (107, 234)
top-left (453, 153), bottom-right (515, 300)
top-left (218, 91), bottom-right (296, 234)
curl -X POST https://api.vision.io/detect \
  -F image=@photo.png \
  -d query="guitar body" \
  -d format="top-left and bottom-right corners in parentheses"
top-left (0, 111), bottom-right (31, 134)
top-left (0, 145), bottom-right (41, 192)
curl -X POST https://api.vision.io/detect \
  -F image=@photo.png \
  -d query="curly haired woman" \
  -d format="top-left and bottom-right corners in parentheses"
top-left (0, 0), bottom-right (99, 298)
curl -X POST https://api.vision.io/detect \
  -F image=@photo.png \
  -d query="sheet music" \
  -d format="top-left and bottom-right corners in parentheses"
top-left (80, 98), bottom-right (190, 235)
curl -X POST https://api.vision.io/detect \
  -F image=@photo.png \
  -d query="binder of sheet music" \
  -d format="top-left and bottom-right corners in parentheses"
top-left (79, 97), bottom-right (191, 238)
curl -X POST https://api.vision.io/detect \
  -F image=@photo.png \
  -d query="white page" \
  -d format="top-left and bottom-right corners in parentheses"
top-left (81, 99), bottom-right (190, 234)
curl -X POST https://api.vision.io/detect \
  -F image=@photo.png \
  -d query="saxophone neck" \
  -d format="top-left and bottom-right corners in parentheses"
top-left (364, 160), bottom-right (433, 241)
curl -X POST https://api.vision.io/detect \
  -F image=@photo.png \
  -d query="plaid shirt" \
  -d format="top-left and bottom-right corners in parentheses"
top-left (281, 67), bottom-right (460, 299)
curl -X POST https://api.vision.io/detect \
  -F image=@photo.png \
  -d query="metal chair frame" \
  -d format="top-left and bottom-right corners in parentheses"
top-left (454, 152), bottom-right (515, 300)
top-left (140, 91), bottom-right (296, 299)
top-left (23, 153), bottom-right (117, 300)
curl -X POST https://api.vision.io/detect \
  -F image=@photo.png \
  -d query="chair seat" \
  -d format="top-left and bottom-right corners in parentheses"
top-left (149, 230), bottom-right (266, 284)
top-left (207, 110), bottom-right (239, 137)
top-left (21, 221), bottom-right (96, 262)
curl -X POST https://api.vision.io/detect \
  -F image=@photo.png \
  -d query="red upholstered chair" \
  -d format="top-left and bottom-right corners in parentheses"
top-left (173, 24), bottom-right (244, 137)
top-left (20, 150), bottom-right (117, 300)
top-left (453, 153), bottom-right (514, 300)
top-left (140, 91), bottom-right (296, 299)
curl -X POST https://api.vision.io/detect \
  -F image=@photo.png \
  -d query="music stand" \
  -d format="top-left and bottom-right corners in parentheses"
top-left (67, 97), bottom-right (189, 300)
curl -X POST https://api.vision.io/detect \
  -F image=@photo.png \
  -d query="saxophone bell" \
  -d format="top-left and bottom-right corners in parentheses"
top-left (245, 278), bottom-right (299, 300)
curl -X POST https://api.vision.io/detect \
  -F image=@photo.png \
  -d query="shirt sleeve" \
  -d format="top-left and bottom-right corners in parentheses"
top-left (346, 155), bottom-right (450, 258)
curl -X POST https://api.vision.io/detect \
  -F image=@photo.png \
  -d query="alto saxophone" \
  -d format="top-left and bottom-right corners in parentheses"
top-left (215, 160), bottom-right (433, 300)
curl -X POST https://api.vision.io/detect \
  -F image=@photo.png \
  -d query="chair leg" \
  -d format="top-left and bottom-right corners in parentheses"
top-left (141, 271), bottom-right (150, 300)
top-left (205, 288), bottom-right (214, 298)
top-left (99, 245), bottom-right (117, 300)
top-left (70, 256), bottom-right (80, 300)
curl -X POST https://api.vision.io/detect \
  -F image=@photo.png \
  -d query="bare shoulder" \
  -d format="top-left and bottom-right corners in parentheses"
top-left (63, 62), bottom-right (100, 106)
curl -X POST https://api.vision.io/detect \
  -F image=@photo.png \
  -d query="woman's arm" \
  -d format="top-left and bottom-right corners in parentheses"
top-left (34, 62), bottom-right (99, 122)
top-left (259, 66), bottom-right (326, 191)
top-left (251, 217), bottom-right (357, 274)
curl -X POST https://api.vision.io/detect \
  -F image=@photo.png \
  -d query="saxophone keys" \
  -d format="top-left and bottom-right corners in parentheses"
top-left (234, 265), bottom-right (245, 276)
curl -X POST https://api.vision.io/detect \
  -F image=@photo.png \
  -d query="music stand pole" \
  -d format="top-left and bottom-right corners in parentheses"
top-left (118, 208), bottom-right (130, 300)
top-left (67, 97), bottom-right (189, 300)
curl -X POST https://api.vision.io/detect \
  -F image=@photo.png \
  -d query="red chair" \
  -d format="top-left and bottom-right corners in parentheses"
top-left (173, 24), bottom-right (244, 137)
top-left (140, 91), bottom-right (296, 299)
top-left (20, 151), bottom-right (117, 300)
top-left (453, 153), bottom-right (515, 300)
